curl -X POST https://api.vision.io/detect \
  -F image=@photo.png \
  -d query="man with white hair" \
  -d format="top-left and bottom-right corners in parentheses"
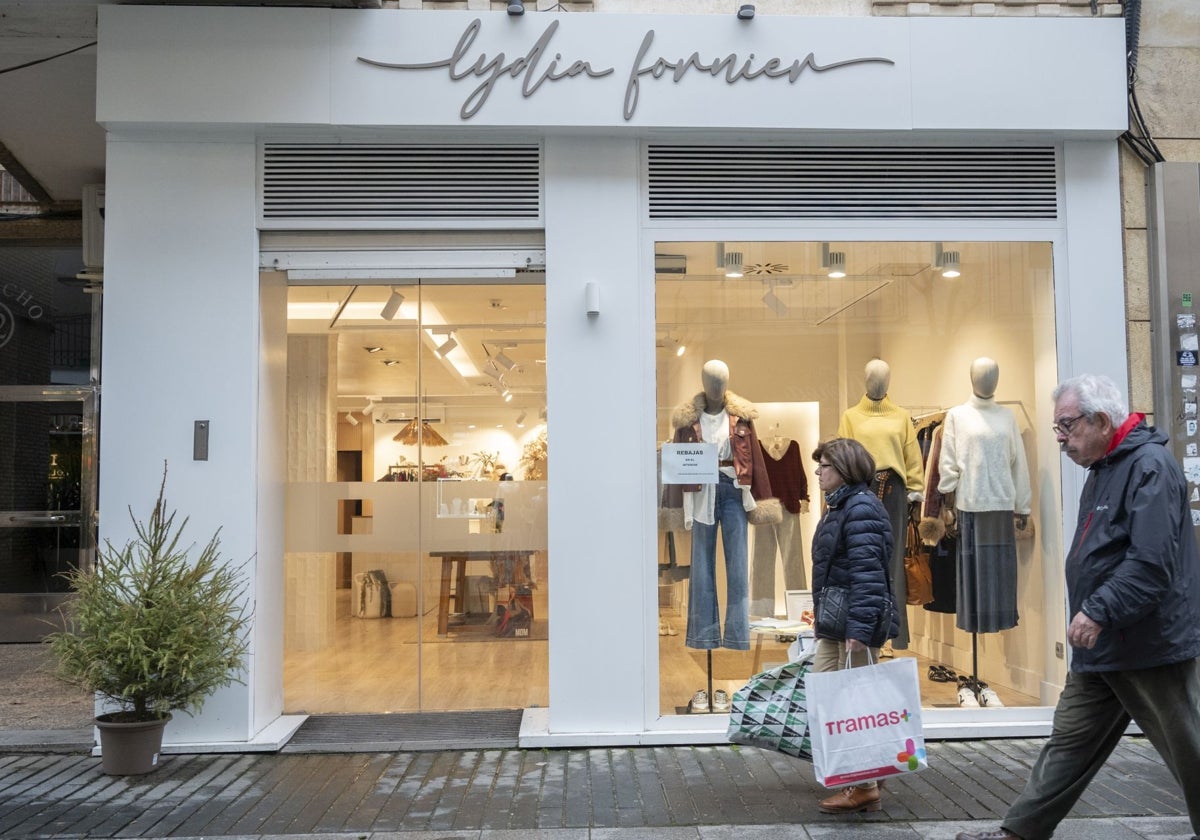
top-left (958, 373), bottom-right (1200, 840)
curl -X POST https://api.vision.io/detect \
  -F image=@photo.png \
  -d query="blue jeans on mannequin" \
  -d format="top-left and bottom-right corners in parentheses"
top-left (687, 473), bottom-right (750, 650)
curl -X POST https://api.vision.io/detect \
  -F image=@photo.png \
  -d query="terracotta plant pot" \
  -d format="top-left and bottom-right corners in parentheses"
top-left (95, 712), bottom-right (171, 775)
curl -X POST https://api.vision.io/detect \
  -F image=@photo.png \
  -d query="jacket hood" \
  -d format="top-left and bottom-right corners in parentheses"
top-left (671, 390), bottom-right (758, 430)
top-left (1093, 418), bottom-right (1165, 469)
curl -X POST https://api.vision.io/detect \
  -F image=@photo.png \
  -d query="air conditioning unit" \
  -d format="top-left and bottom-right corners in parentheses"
top-left (82, 184), bottom-right (105, 269)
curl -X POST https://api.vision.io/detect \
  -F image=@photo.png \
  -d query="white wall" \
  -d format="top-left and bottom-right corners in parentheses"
top-left (544, 136), bottom-right (647, 735)
top-left (101, 136), bottom-right (262, 743)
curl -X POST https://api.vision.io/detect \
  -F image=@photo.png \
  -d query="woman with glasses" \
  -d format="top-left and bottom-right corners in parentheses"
top-left (809, 437), bottom-right (899, 814)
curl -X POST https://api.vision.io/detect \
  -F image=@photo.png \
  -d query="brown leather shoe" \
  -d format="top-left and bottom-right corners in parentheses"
top-left (954, 829), bottom-right (1023, 840)
top-left (817, 785), bottom-right (881, 814)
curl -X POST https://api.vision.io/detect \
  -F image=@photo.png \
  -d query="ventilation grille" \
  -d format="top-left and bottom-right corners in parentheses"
top-left (647, 146), bottom-right (1058, 220)
top-left (262, 144), bottom-right (541, 223)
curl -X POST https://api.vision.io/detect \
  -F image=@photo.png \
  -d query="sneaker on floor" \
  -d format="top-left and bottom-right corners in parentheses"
top-left (688, 689), bottom-right (710, 713)
top-left (958, 685), bottom-right (981, 707)
top-left (711, 689), bottom-right (731, 712)
top-left (977, 685), bottom-right (1005, 707)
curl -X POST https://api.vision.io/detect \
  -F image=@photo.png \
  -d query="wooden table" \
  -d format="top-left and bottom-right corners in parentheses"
top-left (430, 550), bottom-right (537, 635)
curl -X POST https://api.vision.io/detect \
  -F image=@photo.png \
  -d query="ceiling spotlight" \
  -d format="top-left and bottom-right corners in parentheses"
top-left (364, 346), bottom-right (383, 353)
top-left (494, 348), bottom-right (517, 371)
top-left (507, 0), bottom-right (524, 15)
top-left (941, 251), bottom-right (961, 278)
top-left (345, 412), bottom-right (359, 426)
top-left (762, 285), bottom-right (789, 317)
top-left (737, 3), bottom-right (756, 19)
top-left (821, 242), bottom-right (847, 278)
top-left (662, 335), bottom-right (686, 357)
top-left (516, 411), bottom-right (527, 428)
top-left (436, 332), bottom-right (458, 357)
top-left (362, 400), bottom-right (376, 416)
top-left (724, 251), bottom-right (744, 279)
top-left (504, 392), bottom-right (514, 402)
top-left (380, 287), bottom-right (405, 320)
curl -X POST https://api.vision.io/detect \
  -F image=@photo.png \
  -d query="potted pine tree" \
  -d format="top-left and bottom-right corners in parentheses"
top-left (47, 466), bottom-right (250, 775)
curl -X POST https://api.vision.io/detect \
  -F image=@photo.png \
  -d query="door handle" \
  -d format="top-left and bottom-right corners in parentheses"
top-left (1, 512), bottom-right (72, 526)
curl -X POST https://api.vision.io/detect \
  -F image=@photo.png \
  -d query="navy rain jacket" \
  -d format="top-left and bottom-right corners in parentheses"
top-left (1068, 418), bottom-right (1200, 671)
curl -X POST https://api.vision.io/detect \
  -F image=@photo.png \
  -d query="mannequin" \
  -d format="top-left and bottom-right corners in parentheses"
top-left (837, 359), bottom-right (925, 650)
top-left (661, 360), bottom-right (780, 654)
top-left (937, 358), bottom-right (1031, 644)
top-left (751, 423), bottom-right (810, 617)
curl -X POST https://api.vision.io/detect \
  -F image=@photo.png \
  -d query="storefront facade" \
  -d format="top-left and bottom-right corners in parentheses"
top-left (95, 6), bottom-right (1126, 748)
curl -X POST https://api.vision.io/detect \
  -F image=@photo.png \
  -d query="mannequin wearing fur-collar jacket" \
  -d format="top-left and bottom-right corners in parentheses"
top-left (661, 360), bottom-right (781, 651)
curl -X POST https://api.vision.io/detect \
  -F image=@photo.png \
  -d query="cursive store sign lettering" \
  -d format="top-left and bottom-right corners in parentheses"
top-left (358, 18), bottom-right (895, 121)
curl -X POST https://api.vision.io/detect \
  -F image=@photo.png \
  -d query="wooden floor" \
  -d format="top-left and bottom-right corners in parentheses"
top-left (284, 594), bottom-right (1035, 716)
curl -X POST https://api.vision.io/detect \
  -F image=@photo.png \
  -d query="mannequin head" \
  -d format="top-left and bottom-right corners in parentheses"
top-left (970, 357), bottom-right (1000, 399)
top-left (701, 359), bottom-right (730, 412)
top-left (864, 359), bottom-right (891, 401)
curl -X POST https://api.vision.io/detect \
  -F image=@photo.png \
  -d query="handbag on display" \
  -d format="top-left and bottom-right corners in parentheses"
top-left (726, 651), bottom-right (814, 759)
top-left (904, 519), bottom-right (934, 605)
top-left (806, 655), bottom-right (928, 787)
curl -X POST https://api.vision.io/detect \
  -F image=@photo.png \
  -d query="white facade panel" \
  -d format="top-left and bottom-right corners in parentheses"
top-left (100, 138), bottom-right (262, 744)
top-left (98, 7), bottom-right (1126, 136)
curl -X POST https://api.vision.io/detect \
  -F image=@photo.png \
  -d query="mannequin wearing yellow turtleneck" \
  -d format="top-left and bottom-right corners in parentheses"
top-left (837, 360), bottom-right (925, 650)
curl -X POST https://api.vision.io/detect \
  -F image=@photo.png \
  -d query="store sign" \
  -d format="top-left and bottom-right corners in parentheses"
top-left (358, 18), bottom-right (895, 121)
top-left (661, 442), bottom-right (719, 485)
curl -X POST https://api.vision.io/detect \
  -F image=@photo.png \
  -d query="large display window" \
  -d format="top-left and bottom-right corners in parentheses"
top-left (654, 240), bottom-right (1062, 717)
top-left (281, 279), bottom-right (548, 713)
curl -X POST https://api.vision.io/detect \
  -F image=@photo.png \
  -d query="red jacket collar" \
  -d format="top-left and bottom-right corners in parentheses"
top-left (1105, 412), bottom-right (1144, 456)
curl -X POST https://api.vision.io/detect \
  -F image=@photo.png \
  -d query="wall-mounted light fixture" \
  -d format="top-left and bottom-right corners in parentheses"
top-left (364, 346), bottom-right (383, 354)
top-left (502, 388), bottom-right (513, 402)
top-left (822, 243), bottom-right (847, 278)
top-left (936, 243), bottom-right (962, 278)
top-left (362, 400), bottom-right (376, 416)
top-left (380, 287), bottom-right (405, 320)
top-left (737, 4), bottom-right (756, 20)
top-left (668, 335), bottom-right (686, 357)
top-left (382, 359), bottom-right (400, 367)
top-left (345, 412), bottom-right (359, 426)
top-left (435, 332), bottom-right (458, 357)
top-left (724, 251), bottom-right (744, 278)
top-left (507, 0), bottom-right (525, 15)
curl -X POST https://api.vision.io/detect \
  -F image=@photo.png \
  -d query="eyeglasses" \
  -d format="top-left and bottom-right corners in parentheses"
top-left (1052, 414), bottom-right (1087, 436)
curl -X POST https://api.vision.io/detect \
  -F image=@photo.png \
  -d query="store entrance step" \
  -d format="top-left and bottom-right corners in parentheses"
top-left (281, 709), bottom-right (523, 753)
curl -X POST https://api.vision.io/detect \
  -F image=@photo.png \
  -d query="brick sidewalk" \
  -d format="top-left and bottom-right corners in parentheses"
top-left (0, 737), bottom-right (1190, 839)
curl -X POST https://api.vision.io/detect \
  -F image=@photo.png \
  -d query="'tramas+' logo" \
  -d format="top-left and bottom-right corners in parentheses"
top-left (823, 707), bottom-right (911, 736)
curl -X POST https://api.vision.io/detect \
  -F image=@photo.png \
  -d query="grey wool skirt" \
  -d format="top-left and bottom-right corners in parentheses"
top-left (955, 509), bottom-right (1019, 634)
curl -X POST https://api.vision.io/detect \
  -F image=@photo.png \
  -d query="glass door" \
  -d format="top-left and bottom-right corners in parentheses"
top-left (282, 275), bottom-right (548, 714)
top-left (0, 242), bottom-right (99, 642)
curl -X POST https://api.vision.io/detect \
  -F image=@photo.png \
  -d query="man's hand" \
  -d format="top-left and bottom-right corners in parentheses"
top-left (1067, 611), bottom-right (1103, 649)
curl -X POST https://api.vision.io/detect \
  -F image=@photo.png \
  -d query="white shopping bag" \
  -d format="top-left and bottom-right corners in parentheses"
top-left (806, 656), bottom-right (927, 787)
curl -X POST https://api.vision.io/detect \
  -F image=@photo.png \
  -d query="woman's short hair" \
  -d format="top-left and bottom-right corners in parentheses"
top-left (1052, 374), bottom-right (1130, 428)
top-left (812, 438), bottom-right (876, 486)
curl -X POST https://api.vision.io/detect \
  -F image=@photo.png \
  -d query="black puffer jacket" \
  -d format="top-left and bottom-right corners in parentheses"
top-left (1068, 418), bottom-right (1200, 672)
top-left (811, 484), bottom-right (898, 646)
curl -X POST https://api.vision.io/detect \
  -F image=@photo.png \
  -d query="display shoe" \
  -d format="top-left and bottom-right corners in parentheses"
top-left (954, 829), bottom-right (1023, 840)
top-left (817, 785), bottom-right (882, 814)
top-left (977, 684), bottom-right (1005, 707)
top-left (958, 684), bottom-right (981, 707)
top-left (711, 689), bottom-right (731, 712)
top-left (665, 620), bottom-right (678, 636)
top-left (928, 664), bottom-right (956, 682)
top-left (658, 618), bottom-right (669, 636)
top-left (688, 689), bottom-right (711, 714)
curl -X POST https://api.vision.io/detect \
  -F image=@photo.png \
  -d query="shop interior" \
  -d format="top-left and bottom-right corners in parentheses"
top-left (281, 276), bottom-right (549, 714)
top-left (654, 239), bottom-right (1063, 716)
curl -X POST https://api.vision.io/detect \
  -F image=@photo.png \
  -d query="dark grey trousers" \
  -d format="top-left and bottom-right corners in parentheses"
top-left (1002, 658), bottom-right (1200, 840)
